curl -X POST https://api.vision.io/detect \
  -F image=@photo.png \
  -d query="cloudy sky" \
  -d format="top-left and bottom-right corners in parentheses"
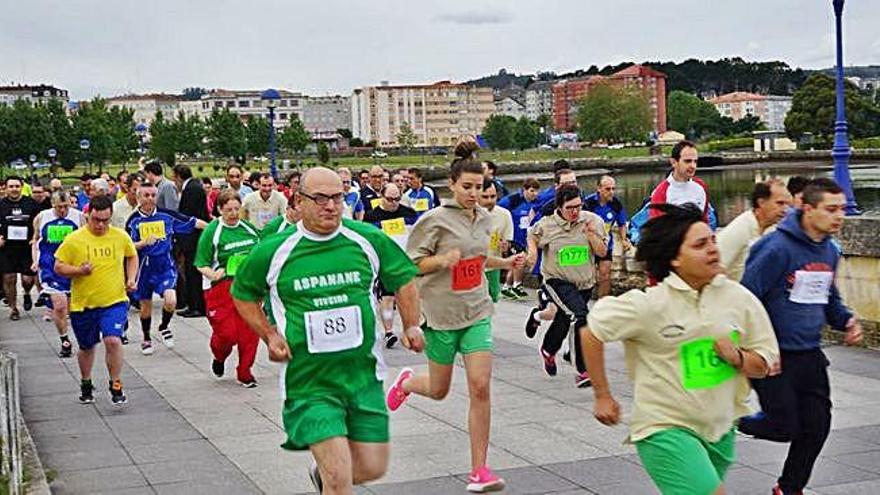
top-left (2, 0), bottom-right (878, 100)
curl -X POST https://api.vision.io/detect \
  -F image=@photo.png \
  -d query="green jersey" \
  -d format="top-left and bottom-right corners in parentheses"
top-left (194, 219), bottom-right (260, 283)
top-left (231, 218), bottom-right (418, 398)
top-left (260, 215), bottom-right (296, 239)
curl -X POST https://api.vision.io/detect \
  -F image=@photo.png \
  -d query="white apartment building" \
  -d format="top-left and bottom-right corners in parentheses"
top-left (525, 81), bottom-right (554, 122)
top-left (0, 84), bottom-right (69, 108)
top-left (709, 91), bottom-right (793, 132)
top-left (196, 89), bottom-right (306, 129)
top-left (494, 96), bottom-right (527, 120)
top-left (303, 95), bottom-right (351, 133)
top-left (106, 94), bottom-right (181, 125)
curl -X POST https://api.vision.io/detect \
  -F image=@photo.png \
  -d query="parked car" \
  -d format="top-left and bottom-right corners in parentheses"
top-left (371, 150), bottom-right (388, 158)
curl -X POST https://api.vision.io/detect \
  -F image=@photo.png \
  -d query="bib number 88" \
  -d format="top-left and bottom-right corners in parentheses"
top-left (305, 305), bottom-right (363, 354)
top-left (324, 317), bottom-right (348, 335)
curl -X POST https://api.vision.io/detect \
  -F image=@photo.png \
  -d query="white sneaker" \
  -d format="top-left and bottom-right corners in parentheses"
top-left (160, 329), bottom-right (174, 349)
top-left (141, 341), bottom-right (154, 356)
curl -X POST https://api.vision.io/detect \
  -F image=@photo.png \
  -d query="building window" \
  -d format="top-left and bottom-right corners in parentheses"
top-left (280, 113), bottom-right (288, 120)
top-left (280, 100), bottom-right (288, 107)
top-left (226, 101), bottom-right (235, 108)
top-left (239, 100), bottom-right (250, 107)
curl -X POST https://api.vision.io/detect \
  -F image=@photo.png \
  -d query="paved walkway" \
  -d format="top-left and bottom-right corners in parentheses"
top-left (2, 295), bottom-right (880, 494)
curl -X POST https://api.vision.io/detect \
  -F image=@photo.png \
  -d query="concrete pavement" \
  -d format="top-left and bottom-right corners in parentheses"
top-left (2, 295), bottom-right (880, 494)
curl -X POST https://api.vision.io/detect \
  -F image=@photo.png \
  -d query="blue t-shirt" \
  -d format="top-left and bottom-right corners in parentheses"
top-left (498, 191), bottom-right (538, 247)
top-left (343, 190), bottom-right (365, 218)
top-left (583, 193), bottom-right (627, 250)
top-left (403, 187), bottom-right (439, 219)
top-left (126, 208), bottom-right (197, 263)
top-left (38, 214), bottom-right (80, 271)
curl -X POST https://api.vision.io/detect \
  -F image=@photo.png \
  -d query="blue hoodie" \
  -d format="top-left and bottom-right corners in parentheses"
top-left (740, 210), bottom-right (852, 351)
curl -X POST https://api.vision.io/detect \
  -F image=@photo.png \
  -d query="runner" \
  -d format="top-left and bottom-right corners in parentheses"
top-left (231, 167), bottom-right (422, 493)
top-left (649, 140), bottom-right (710, 221)
top-left (360, 165), bottom-right (385, 213)
top-left (30, 190), bottom-right (85, 357)
top-left (400, 167), bottom-right (440, 218)
top-left (498, 178), bottom-right (540, 299)
top-left (260, 193), bottom-right (301, 238)
top-left (338, 168), bottom-right (365, 221)
top-left (54, 195), bottom-right (138, 405)
top-left (125, 182), bottom-right (207, 356)
top-left (525, 185), bottom-right (607, 387)
top-left (363, 182), bottom-right (418, 348)
top-left (738, 178), bottom-right (862, 495)
top-left (584, 175), bottom-right (631, 298)
top-left (581, 203), bottom-right (779, 495)
top-left (0, 176), bottom-right (41, 320)
top-left (241, 173), bottom-right (286, 229)
top-left (478, 178), bottom-right (513, 303)
top-left (386, 139), bottom-right (525, 493)
top-left (195, 189), bottom-right (262, 387)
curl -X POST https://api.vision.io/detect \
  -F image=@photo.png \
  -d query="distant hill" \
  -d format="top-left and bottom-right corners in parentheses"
top-left (816, 65), bottom-right (880, 79)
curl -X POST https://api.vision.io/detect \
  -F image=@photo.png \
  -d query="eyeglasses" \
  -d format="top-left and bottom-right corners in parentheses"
top-left (370, 174), bottom-right (384, 178)
top-left (562, 203), bottom-right (583, 212)
top-left (384, 196), bottom-right (401, 202)
top-left (300, 191), bottom-right (344, 206)
top-left (90, 215), bottom-right (112, 224)
top-left (342, 180), bottom-right (352, 185)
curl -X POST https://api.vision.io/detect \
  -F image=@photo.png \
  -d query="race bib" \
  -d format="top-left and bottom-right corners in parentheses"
top-left (451, 256), bottom-right (484, 291)
top-left (226, 253), bottom-right (247, 277)
top-left (519, 216), bottom-right (531, 230)
top-left (381, 217), bottom-right (406, 236)
top-left (47, 225), bottom-right (74, 244)
top-left (88, 245), bottom-right (116, 265)
top-left (413, 198), bottom-right (430, 212)
top-left (489, 232), bottom-right (501, 253)
top-left (558, 245), bottom-right (590, 267)
top-left (138, 221), bottom-right (166, 240)
top-left (256, 210), bottom-right (275, 226)
top-left (370, 198), bottom-right (382, 209)
top-left (789, 270), bottom-right (833, 305)
top-left (680, 332), bottom-right (740, 390)
top-left (304, 305), bottom-right (363, 354)
top-left (7, 226), bottom-right (27, 241)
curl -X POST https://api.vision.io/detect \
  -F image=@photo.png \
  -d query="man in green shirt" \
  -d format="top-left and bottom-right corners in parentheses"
top-left (231, 167), bottom-right (424, 494)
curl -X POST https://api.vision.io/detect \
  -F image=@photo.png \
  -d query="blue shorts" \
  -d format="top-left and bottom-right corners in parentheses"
top-left (40, 267), bottom-right (70, 294)
top-left (70, 302), bottom-right (128, 350)
top-left (135, 258), bottom-right (177, 301)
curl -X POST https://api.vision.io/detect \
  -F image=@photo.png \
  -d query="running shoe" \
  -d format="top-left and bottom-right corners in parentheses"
top-left (58, 340), bottom-right (73, 359)
top-left (511, 285), bottom-right (528, 299)
top-left (308, 460), bottom-right (323, 493)
top-left (384, 332), bottom-right (398, 349)
top-left (771, 485), bottom-right (803, 495)
top-left (9, 310), bottom-right (20, 321)
top-left (466, 465), bottom-right (505, 493)
top-left (575, 371), bottom-right (592, 388)
top-left (110, 380), bottom-right (127, 406)
top-left (212, 359), bottom-right (225, 378)
top-left (541, 349), bottom-right (557, 376)
top-left (141, 341), bottom-right (154, 356)
top-left (500, 287), bottom-right (518, 300)
top-left (525, 308), bottom-right (540, 339)
top-left (562, 349), bottom-right (571, 364)
top-left (79, 381), bottom-right (95, 404)
top-left (121, 334), bottom-right (129, 345)
top-left (160, 329), bottom-right (175, 349)
top-left (239, 378), bottom-right (258, 388)
top-left (386, 367), bottom-right (413, 412)
top-left (22, 294), bottom-right (32, 311)
top-left (34, 293), bottom-right (48, 308)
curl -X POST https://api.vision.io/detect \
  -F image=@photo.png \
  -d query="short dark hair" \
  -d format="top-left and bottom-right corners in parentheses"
top-left (116, 171), bottom-right (128, 182)
top-left (79, 173), bottom-right (93, 182)
top-left (216, 188), bottom-right (241, 209)
top-left (450, 139), bottom-right (483, 182)
top-left (596, 174), bottom-right (614, 186)
top-left (408, 167), bottom-right (423, 179)
top-left (6, 175), bottom-right (23, 186)
top-left (144, 161), bottom-right (163, 177)
top-left (552, 160), bottom-right (570, 172)
top-left (554, 168), bottom-right (574, 185)
top-left (89, 194), bottom-right (114, 213)
top-left (802, 178), bottom-right (843, 207)
top-left (125, 173), bottom-right (143, 188)
top-left (173, 164), bottom-right (193, 181)
top-left (286, 171), bottom-right (301, 183)
top-left (484, 161), bottom-right (498, 174)
top-left (750, 179), bottom-right (785, 209)
top-left (523, 178), bottom-right (540, 190)
top-left (671, 140), bottom-right (697, 160)
top-left (555, 184), bottom-right (582, 209)
top-left (636, 203), bottom-right (705, 282)
top-left (787, 176), bottom-right (810, 197)
top-left (201, 177), bottom-right (213, 186)
top-left (226, 164), bottom-right (243, 175)
top-left (482, 177), bottom-right (496, 191)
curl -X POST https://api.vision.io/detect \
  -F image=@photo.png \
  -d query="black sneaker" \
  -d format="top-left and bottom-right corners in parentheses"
top-left (110, 380), bottom-right (127, 406)
top-left (22, 294), bottom-right (32, 311)
top-left (512, 285), bottom-right (529, 299)
top-left (58, 340), bottom-right (73, 359)
top-left (384, 332), bottom-right (398, 349)
top-left (562, 349), bottom-right (571, 364)
top-left (34, 293), bottom-right (48, 308)
top-left (525, 308), bottom-right (540, 339)
top-left (239, 378), bottom-right (258, 388)
top-left (212, 359), bottom-right (225, 378)
top-left (121, 334), bottom-right (129, 345)
top-left (79, 381), bottom-right (95, 404)
top-left (309, 460), bottom-right (323, 494)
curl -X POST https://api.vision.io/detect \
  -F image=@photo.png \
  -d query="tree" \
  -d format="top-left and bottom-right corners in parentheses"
top-left (785, 73), bottom-right (880, 140)
top-left (148, 112), bottom-right (177, 165)
top-left (0, 99), bottom-right (51, 165)
top-left (666, 90), bottom-right (724, 139)
top-left (481, 115), bottom-right (517, 150)
top-left (279, 116), bottom-right (311, 155)
top-left (513, 117), bottom-right (540, 150)
top-left (246, 116), bottom-right (270, 157)
top-left (71, 97), bottom-right (136, 169)
top-left (45, 99), bottom-right (77, 170)
top-left (336, 128), bottom-right (353, 139)
top-left (535, 113), bottom-right (554, 132)
top-left (575, 83), bottom-right (653, 143)
top-left (349, 137), bottom-right (365, 147)
top-left (206, 108), bottom-right (247, 160)
top-left (396, 121), bottom-right (418, 151)
top-left (174, 111), bottom-right (205, 157)
top-left (317, 141), bottom-right (330, 164)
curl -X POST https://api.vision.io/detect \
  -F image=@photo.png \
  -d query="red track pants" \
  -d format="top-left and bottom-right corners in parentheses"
top-left (205, 279), bottom-right (259, 382)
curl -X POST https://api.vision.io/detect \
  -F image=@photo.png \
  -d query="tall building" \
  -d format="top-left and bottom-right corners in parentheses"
top-left (525, 80), bottom-right (554, 122)
top-left (197, 89), bottom-right (306, 128)
top-left (303, 95), bottom-right (351, 133)
top-left (709, 92), bottom-right (792, 131)
top-left (351, 81), bottom-right (494, 147)
top-left (106, 94), bottom-right (181, 125)
top-left (0, 84), bottom-right (69, 108)
top-left (552, 65), bottom-right (667, 135)
top-left (494, 96), bottom-right (526, 120)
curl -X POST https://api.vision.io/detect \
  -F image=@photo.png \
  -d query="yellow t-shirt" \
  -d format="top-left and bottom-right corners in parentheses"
top-left (55, 226), bottom-right (137, 311)
top-left (588, 273), bottom-right (779, 443)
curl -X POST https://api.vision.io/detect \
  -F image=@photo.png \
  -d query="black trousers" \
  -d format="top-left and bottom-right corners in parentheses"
top-left (541, 278), bottom-right (592, 374)
top-left (740, 349), bottom-right (831, 493)
top-left (182, 249), bottom-right (205, 314)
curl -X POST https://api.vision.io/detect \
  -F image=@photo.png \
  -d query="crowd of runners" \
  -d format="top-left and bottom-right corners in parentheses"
top-left (0, 138), bottom-right (865, 495)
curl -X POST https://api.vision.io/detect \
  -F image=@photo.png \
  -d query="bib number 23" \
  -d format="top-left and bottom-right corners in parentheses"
top-left (304, 305), bottom-right (363, 354)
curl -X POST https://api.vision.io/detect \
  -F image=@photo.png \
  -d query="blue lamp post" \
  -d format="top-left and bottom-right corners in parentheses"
top-left (261, 88), bottom-right (281, 181)
top-left (135, 123), bottom-right (148, 156)
top-left (831, 0), bottom-right (860, 215)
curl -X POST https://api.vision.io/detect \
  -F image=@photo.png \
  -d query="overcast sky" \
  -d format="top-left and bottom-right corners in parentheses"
top-left (1, 0), bottom-right (878, 100)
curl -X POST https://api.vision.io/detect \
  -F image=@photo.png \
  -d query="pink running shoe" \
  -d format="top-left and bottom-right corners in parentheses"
top-left (466, 466), bottom-right (505, 493)
top-left (386, 368), bottom-right (413, 412)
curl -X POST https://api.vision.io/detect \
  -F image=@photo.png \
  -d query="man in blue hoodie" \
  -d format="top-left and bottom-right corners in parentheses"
top-left (739, 178), bottom-right (863, 495)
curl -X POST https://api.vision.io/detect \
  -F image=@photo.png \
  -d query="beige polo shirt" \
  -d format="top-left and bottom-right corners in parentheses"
top-left (111, 196), bottom-right (136, 229)
top-left (407, 202), bottom-right (494, 330)
top-left (588, 273), bottom-right (779, 443)
top-left (486, 206), bottom-right (514, 261)
top-left (530, 210), bottom-right (607, 290)
top-left (241, 190), bottom-right (286, 229)
top-left (717, 210), bottom-right (772, 282)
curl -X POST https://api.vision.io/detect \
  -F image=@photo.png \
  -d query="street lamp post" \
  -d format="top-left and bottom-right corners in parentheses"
top-left (47, 148), bottom-right (57, 176)
top-left (80, 139), bottom-right (91, 175)
top-left (831, 0), bottom-right (860, 215)
top-left (135, 123), bottom-right (148, 156)
top-left (261, 89), bottom-right (281, 181)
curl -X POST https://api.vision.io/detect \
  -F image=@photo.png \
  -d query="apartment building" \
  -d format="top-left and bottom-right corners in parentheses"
top-left (709, 92), bottom-right (792, 131)
top-left (303, 95), bottom-right (351, 133)
top-left (196, 89), bottom-right (306, 128)
top-left (0, 84), bottom-right (69, 108)
top-left (525, 80), bottom-right (554, 122)
top-left (106, 94), bottom-right (181, 125)
top-left (494, 96), bottom-right (526, 119)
